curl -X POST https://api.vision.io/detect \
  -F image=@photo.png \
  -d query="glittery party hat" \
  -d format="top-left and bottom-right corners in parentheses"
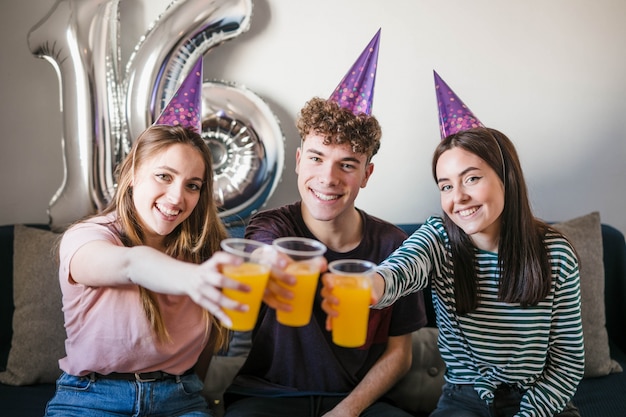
top-left (154, 58), bottom-right (203, 132)
top-left (434, 70), bottom-right (483, 140)
top-left (328, 29), bottom-right (380, 115)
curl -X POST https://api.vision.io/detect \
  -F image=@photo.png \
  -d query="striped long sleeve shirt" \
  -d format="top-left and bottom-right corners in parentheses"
top-left (375, 216), bottom-right (584, 417)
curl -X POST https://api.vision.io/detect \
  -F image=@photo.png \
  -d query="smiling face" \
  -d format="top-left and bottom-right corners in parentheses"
top-left (436, 146), bottom-right (505, 252)
top-left (131, 143), bottom-right (205, 249)
top-left (296, 133), bottom-right (373, 225)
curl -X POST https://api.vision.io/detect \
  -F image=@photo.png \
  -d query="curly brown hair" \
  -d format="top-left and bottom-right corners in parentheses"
top-left (296, 97), bottom-right (381, 160)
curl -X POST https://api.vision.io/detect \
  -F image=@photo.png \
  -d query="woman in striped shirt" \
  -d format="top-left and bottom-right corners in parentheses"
top-left (324, 127), bottom-right (584, 417)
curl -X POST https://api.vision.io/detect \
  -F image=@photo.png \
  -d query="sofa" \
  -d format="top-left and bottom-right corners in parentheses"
top-left (1, 211), bottom-right (625, 416)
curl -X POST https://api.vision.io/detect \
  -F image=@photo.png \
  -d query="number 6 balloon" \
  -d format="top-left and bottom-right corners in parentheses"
top-left (27, 0), bottom-right (283, 231)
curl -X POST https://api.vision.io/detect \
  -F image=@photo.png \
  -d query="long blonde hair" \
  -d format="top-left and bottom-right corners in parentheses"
top-left (100, 124), bottom-right (230, 350)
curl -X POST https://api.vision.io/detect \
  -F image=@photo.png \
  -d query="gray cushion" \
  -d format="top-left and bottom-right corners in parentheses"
top-left (385, 327), bottom-right (445, 413)
top-left (203, 355), bottom-right (246, 416)
top-left (554, 212), bottom-right (622, 377)
top-left (0, 225), bottom-right (65, 385)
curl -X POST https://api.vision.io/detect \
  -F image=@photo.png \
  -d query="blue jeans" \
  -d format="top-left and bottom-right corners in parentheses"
top-left (430, 383), bottom-right (580, 417)
top-left (430, 383), bottom-right (492, 417)
top-left (45, 372), bottom-right (213, 417)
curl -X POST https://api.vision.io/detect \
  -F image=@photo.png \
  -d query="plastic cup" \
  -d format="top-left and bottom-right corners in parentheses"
top-left (220, 238), bottom-right (272, 331)
top-left (328, 259), bottom-right (376, 348)
top-left (272, 237), bottom-right (327, 327)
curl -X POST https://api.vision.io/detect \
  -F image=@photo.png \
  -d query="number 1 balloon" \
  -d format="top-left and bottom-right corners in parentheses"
top-left (27, 0), bottom-right (123, 231)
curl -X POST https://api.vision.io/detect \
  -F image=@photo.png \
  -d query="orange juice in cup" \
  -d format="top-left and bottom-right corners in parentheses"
top-left (328, 259), bottom-right (376, 347)
top-left (273, 237), bottom-right (327, 327)
top-left (220, 238), bottom-right (272, 331)
top-left (276, 262), bottom-right (320, 326)
top-left (222, 262), bottom-right (270, 331)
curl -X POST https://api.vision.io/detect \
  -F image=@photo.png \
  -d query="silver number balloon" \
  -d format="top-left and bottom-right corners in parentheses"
top-left (27, 0), bottom-right (123, 231)
top-left (201, 80), bottom-right (284, 225)
top-left (26, 0), bottom-right (284, 231)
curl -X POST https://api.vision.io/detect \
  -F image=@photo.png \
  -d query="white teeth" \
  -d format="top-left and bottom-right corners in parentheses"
top-left (458, 207), bottom-right (478, 217)
top-left (156, 204), bottom-right (180, 216)
top-left (313, 190), bottom-right (339, 201)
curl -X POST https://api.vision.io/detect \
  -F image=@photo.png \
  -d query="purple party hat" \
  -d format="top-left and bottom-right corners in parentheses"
top-left (328, 29), bottom-right (381, 115)
top-left (154, 58), bottom-right (203, 132)
top-left (434, 70), bottom-right (483, 140)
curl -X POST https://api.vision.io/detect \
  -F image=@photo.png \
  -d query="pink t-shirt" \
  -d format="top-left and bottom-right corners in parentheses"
top-left (58, 214), bottom-right (210, 376)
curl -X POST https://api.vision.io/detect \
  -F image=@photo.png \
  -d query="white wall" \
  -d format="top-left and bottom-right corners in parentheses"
top-left (1, 0), bottom-right (625, 235)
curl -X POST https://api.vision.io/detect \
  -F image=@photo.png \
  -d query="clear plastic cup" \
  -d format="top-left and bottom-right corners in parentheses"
top-left (328, 259), bottom-right (376, 347)
top-left (220, 238), bottom-right (272, 331)
top-left (272, 237), bottom-right (327, 327)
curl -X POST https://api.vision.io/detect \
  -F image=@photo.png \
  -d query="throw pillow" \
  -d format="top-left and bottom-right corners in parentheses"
top-left (0, 225), bottom-right (65, 385)
top-left (386, 327), bottom-right (445, 414)
top-left (554, 212), bottom-right (623, 377)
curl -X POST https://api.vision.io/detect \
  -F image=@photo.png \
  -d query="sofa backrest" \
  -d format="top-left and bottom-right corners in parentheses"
top-left (0, 225), bottom-right (14, 367)
top-left (600, 224), bottom-right (626, 353)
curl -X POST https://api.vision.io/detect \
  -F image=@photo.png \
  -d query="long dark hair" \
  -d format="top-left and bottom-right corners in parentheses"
top-left (431, 127), bottom-right (551, 314)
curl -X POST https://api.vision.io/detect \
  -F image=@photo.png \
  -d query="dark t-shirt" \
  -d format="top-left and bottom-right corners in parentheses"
top-left (225, 202), bottom-right (427, 397)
